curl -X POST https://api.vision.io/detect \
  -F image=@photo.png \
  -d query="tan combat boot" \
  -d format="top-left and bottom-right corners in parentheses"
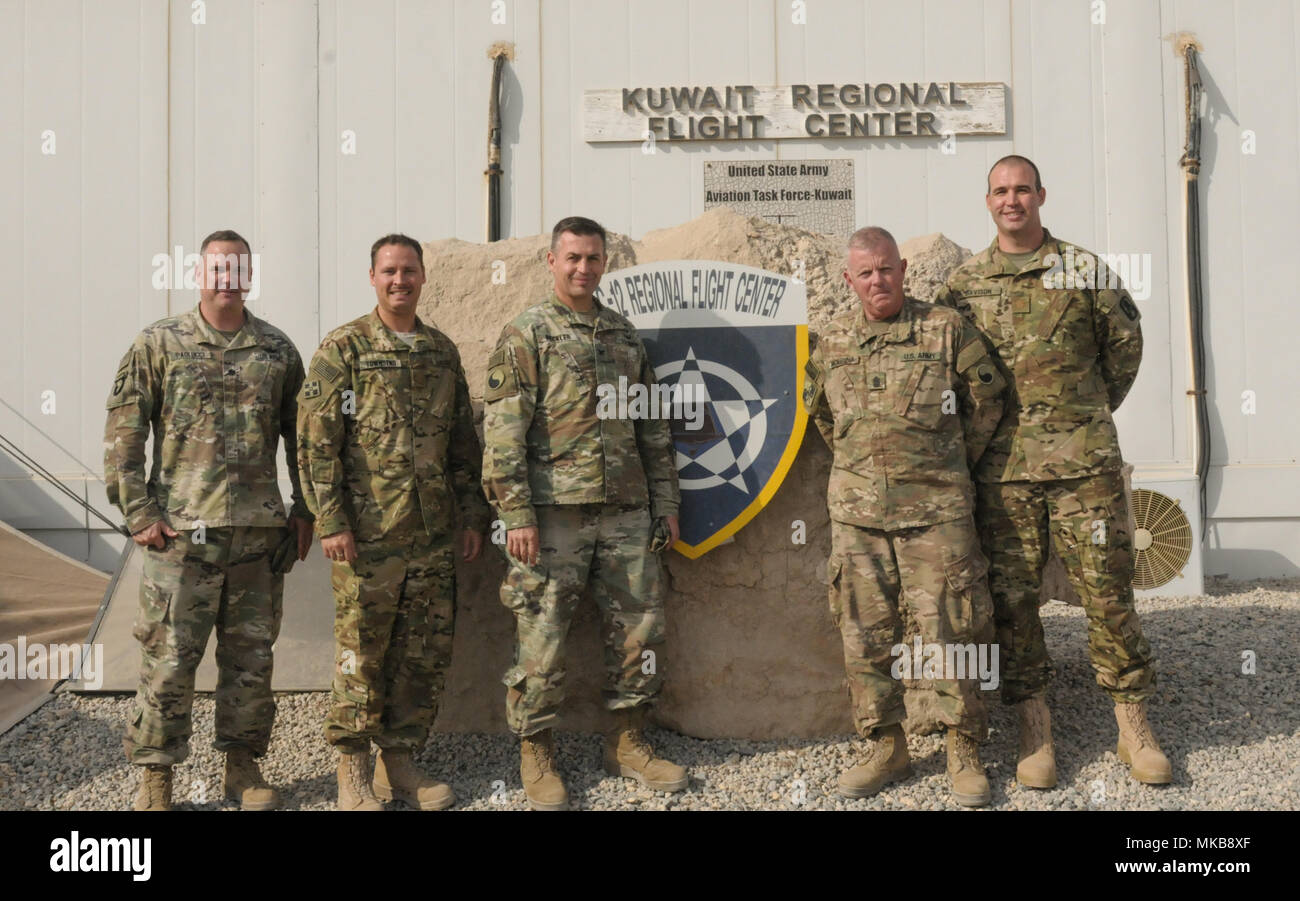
top-left (836, 723), bottom-right (912, 799)
top-left (603, 707), bottom-right (688, 792)
top-left (946, 729), bottom-right (992, 807)
top-left (132, 764), bottom-right (172, 811)
top-left (520, 729), bottom-right (569, 811)
top-left (336, 750), bottom-right (384, 811)
top-left (1114, 701), bottom-right (1172, 784)
top-left (1015, 694), bottom-right (1057, 788)
top-left (373, 749), bottom-right (455, 810)
top-left (223, 748), bottom-right (280, 811)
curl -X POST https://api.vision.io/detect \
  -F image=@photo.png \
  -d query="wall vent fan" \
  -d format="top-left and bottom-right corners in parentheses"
top-left (1132, 487), bottom-right (1194, 589)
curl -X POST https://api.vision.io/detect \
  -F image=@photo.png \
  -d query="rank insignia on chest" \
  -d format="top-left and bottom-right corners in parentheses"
top-left (302, 380), bottom-right (321, 399)
top-left (868, 372), bottom-right (886, 390)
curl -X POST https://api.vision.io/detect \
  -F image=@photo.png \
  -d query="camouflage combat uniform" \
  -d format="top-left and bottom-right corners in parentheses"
top-left (804, 298), bottom-right (1006, 740)
top-left (482, 294), bottom-right (679, 736)
top-left (297, 310), bottom-right (490, 752)
top-left (935, 231), bottom-right (1154, 704)
top-left (104, 307), bottom-right (309, 766)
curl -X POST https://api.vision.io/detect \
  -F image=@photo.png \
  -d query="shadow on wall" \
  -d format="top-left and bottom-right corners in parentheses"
top-left (1204, 548), bottom-right (1299, 580)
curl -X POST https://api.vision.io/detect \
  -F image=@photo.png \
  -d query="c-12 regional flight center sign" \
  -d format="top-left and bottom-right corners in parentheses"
top-left (594, 261), bottom-right (809, 558)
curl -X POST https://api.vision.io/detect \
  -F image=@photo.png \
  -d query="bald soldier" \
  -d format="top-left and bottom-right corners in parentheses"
top-left (104, 229), bottom-right (314, 811)
top-left (804, 227), bottom-right (1007, 807)
top-left (935, 155), bottom-right (1170, 787)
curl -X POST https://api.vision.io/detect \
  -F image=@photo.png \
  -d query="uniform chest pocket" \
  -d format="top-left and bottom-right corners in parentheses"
top-left (162, 359), bottom-right (217, 426)
top-left (607, 337), bottom-right (643, 382)
top-left (247, 356), bottom-right (288, 412)
top-left (542, 338), bottom-right (594, 409)
top-left (825, 358), bottom-right (868, 414)
top-left (411, 354), bottom-right (457, 422)
top-left (353, 355), bottom-right (407, 448)
top-left (898, 363), bottom-right (950, 430)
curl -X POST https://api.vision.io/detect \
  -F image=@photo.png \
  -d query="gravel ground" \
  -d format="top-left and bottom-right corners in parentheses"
top-left (3, 577), bottom-right (1297, 811)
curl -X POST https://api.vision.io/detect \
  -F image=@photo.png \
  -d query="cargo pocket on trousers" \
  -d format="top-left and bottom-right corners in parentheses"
top-left (826, 555), bottom-right (845, 628)
top-left (132, 581), bottom-right (173, 652)
top-left (336, 675), bottom-right (370, 730)
top-left (500, 562), bottom-right (548, 616)
top-left (943, 551), bottom-right (990, 640)
top-left (502, 664), bottom-right (528, 690)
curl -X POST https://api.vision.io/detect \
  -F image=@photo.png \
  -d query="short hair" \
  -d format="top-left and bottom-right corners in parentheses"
top-left (199, 229), bottom-right (251, 256)
top-left (987, 154), bottom-right (1043, 192)
top-left (370, 233), bottom-right (424, 269)
top-left (550, 216), bottom-right (607, 253)
top-left (847, 226), bottom-right (899, 257)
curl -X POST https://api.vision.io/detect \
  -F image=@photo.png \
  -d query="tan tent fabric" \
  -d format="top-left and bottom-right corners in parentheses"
top-left (0, 521), bottom-right (109, 734)
top-left (76, 541), bottom-right (336, 693)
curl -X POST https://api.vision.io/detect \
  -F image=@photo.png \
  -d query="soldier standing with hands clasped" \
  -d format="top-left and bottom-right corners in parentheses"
top-left (935, 155), bottom-right (1170, 788)
top-left (482, 216), bottom-right (686, 811)
top-left (105, 229), bottom-right (314, 811)
top-left (297, 234), bottom-right (490, 811)
top-left (804, 227), bottom-right (1007, 807)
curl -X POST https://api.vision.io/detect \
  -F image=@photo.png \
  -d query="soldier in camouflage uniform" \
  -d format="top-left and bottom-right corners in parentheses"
top-left (805, 227), bottom-right (1007, 807)
top-left (482, 216), bottom-right (686, 811)
top-left (297, 234), bottom-right (490, 811)
top-left (934, 155), bottom-right (1170, 787)
top-left (104, 229), bottom-right (314, 811)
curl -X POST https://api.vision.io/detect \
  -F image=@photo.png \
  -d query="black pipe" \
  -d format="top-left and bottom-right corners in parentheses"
top-left (486, 53), bottom-right (505, 242)
top-left (1179, 42), bottom-right (1210, 538)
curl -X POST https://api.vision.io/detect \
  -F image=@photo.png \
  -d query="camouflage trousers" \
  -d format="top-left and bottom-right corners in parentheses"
top-left (828, 515), bottom-right (994, 741)
top-left (125, 526), bottom-right (284, 766)
top-left (976, 469), bottom-right (1156, 704)
top-left (323, 533), bottom-right (456, 752)
top-left (500, 503), bottom-right (665, 737)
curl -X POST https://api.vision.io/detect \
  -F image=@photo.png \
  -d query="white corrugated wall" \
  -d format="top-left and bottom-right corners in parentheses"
top-left (0, 0), bottom-right (1295, 577)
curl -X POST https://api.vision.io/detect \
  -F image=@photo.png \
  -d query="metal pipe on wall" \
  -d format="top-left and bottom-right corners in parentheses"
top-left (485, 43), bottom-right (514, 242)
top-left (1177, 35), bottom-right (1210, 538)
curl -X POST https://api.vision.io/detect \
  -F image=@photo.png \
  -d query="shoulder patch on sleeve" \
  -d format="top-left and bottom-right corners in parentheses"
top-left (311, 357), bottom-right (344, 383)
top-left (484, 346), bottom-right (519, 402)
top-left (802, 359), bottom-right (824, 411)
top-left (956, 340), bottom-right (987, 373)
top-left (1118, 294), bottom-right (1140, 322)
top-left (302, 379), bottom-right (321, 399)
top-left (105, 365), bottom-right (133, 410)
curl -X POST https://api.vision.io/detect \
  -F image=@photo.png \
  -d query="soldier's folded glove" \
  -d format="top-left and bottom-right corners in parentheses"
top-left (270, 527), bottom-right (297, 575)
top-left (648, 517), bottom-right (672, 553)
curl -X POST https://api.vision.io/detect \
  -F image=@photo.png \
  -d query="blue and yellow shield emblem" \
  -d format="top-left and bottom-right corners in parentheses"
top-left (596, 260), bottom-right (809, 557)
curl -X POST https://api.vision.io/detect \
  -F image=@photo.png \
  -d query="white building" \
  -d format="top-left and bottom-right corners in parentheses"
top-left (1, 0), bottom-right (1295, 586)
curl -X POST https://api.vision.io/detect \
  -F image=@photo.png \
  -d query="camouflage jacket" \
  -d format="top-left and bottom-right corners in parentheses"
top-left (103, 306), bottom-right (310, 533)
top-left (934, 230), bottom-right (1143, 483)
top-left (803, 298), bottom-right (1006, 530)
top-left (296, 310), bottom-right (491, 543)
top-left (481, 294), bottom-right (680, 530)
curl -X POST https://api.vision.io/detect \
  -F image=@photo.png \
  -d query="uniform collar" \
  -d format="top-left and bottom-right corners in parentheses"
top-left (984, 228), bottom-right (1059, 276)
top-left (185, 305), bottom-right (264, 350)
top-left (550, 292), bottom-right (616, 331)
top-left (365, 307), bottom-right (433, 352)
top-left (855, 297), bottom-right (918, 346)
